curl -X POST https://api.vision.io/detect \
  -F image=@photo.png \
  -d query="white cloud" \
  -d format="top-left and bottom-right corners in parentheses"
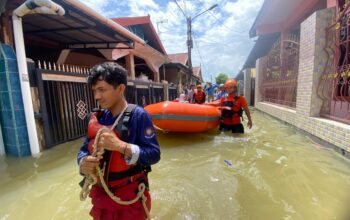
top-left (81, 0), bottom-right (264, 82)
top-left (136, 0), bottom-right (159, 10)
top-left (188, 0), bottom-right (264, 80)
top-left (81, 0), bottom-right (109, 14)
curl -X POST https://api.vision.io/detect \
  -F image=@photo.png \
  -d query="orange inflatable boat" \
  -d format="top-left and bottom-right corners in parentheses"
top-left (144, 101), bottom-right (221, 133)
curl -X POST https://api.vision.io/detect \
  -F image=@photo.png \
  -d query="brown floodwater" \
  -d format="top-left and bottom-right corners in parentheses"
top-left (0, 110), bottom-right (350, 220)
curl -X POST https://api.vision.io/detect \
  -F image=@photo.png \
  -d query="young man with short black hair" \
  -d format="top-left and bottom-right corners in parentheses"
top-left (78, 62), bottom-right (160, 219)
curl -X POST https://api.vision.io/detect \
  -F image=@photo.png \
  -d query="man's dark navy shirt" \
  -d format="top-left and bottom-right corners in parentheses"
top-left (77, 106), bottom-right (160, 166)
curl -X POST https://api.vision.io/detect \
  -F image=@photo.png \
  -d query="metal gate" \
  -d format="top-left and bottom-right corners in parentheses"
top-left (126, 84), bottom-right (136, 104)
top-left (35, 63), bottom-right (96, 148)
top-left (135, 84), bottom-right (151, 107)
top-left (168, 86), bottom-right (178, 101)
top-left (134, 81), bottom-right (165, 106)
top-left (34, 62), bottom-right (168, 148)
top-left (152, 84), bottom-right (165, 103)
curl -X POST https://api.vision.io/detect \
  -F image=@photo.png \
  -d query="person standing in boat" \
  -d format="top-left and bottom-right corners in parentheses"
top-left (77, 62), bottom-right (160, 220)
top-left (215, 84), bottom-right (227, 100)
top-left (205, 82), bottom-right (218, 103)
top-left (193, 84), bottom-right (206, 104)
top-left (219, 79), bottom-right (252, 133)
top-left (187, 84), bottom-right (195, 103)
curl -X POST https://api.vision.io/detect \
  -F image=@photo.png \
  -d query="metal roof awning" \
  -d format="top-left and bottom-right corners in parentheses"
top-left (249, 0), bottom-right (320, 37)
top-left (8, 0), bottom-right (145, 49)
top-left (242, 33), bottom-right (279, 70)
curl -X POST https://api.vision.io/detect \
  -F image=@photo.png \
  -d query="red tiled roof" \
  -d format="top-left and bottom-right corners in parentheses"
top-left (168, 53), bottom-right (188, 66)
top-left (112, 16), bottom-right (167, 55)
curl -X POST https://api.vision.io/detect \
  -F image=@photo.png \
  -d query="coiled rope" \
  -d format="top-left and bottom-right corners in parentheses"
top-left (79, 104), bottom-right (150, 219)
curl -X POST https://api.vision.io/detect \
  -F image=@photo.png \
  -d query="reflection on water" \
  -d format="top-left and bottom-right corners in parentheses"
top-left (1, 110), bottom-right (350, 220)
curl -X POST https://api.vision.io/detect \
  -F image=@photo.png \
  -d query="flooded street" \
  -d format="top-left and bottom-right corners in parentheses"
top-left (1, 110), bottom-right (350, 220)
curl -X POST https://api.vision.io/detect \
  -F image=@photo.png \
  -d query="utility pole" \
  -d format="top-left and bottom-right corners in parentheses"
top-left (174, 0), bottom-right (193, 83)
top-left (187, 16), bottom-right (193, 83)
top-left (174, 1), bottom-right (218, 84)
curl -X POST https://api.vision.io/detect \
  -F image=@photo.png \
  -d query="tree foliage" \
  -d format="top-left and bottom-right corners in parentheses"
top-left (215, 73), bottom-right (229, 85)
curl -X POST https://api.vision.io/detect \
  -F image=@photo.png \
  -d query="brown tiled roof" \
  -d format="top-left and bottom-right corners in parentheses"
top-left (193, 66), bottom-right (202, 80)
top-left (112, 16), bottom-right (167, 54)
top-left (168, 53), bottom-right (188, 66)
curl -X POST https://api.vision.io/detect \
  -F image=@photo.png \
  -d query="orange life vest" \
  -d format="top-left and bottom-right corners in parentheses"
top-left (194, 90), bottom-right (205, 104)
top-left (87, 108), bottom-right (148, 189)
top-left (221, 95), bottom-right (243, 125)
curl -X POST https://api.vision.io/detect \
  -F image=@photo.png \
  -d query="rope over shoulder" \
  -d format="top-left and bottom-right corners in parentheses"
top-left (79, 104), bottom-right (150, 219)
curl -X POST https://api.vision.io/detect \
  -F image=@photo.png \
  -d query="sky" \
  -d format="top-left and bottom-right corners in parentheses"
top-left (82, 0), bottom-right (264, 82)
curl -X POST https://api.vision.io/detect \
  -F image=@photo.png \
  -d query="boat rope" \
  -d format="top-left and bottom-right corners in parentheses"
top-left (79, 104), bottom-right (150, 220)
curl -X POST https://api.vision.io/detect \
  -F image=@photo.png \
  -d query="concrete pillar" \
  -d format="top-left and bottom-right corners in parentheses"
top-left (153, 71), bottom-right (160, 83)
top-left (163, 82), bottom-right (169, 100)
top-left (296, 7), bottom-right (335, 117)
top-left (255, 58), bottom-right (264, 106)
top-left (161, 64), bottom-right (166, 82)
top-left (178, 71), bottom-right (182, 95)
top-left (125, 53), bottom-right (135, 80)
top-left (244, 68), bottom-right (252, 105)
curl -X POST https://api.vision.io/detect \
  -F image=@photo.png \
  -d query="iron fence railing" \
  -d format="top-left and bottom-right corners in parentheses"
top-left (260, 34), bottom-right (299, 108)
top-left (168, 86), bottom-right (178, 101)
top-left (318, 3), bottom-right (350, 124)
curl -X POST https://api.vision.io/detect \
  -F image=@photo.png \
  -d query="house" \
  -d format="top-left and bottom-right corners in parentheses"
top-left (160, 52), bottom-right (203, 95)
top-left (112, 15), bottom-right (169, 83)
top-left (192, 66), bottom-right (203, 83)
top-left (242, 0), bottom-right (350, 157)
top-left (162, 53), bottom-right (190, 86)
top-left (0, 0), bottom-right (172, 156)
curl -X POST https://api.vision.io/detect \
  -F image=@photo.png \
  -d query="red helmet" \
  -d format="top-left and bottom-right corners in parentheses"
top-left (224, 79), bottom-right (237, 88)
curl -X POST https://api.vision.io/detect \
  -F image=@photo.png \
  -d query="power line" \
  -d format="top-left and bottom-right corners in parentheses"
top-left (183, 0), bottom-right (187, 16)
top-left (168, 7), bottom-right (185, 24)
top-left (192, 29), bottom-right (244, 46)
top-left (191, 0), bottom-right (247, 34)
top-left (207, 10), bottom-right (246, 34)
top-left (174, 0), bottom-right (187, 18)
top-left (192, 34), bottom-right (209, 76)
top-left (159, 30), bottom-right (231, 47)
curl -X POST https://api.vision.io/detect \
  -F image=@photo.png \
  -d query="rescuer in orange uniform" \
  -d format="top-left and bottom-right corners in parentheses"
top-left (219, 79), bottom-right (253, 133)
top-left (193, 84), bottom-right (206, 104)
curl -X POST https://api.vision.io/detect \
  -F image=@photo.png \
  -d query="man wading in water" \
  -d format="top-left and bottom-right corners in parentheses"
top-left (219, 79), bottom-right (253, 134)
top-left (77, 62), bottom-right (160, 220)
